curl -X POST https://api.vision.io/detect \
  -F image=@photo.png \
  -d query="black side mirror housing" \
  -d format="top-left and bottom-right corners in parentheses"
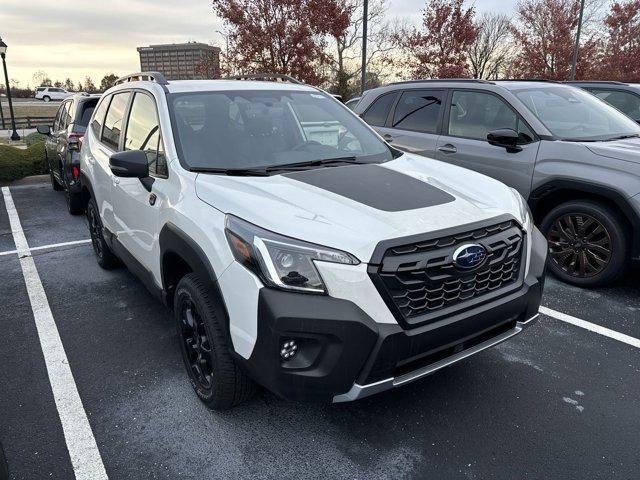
top-left (109, 150), bottom-right (149, 178)
top-left (36, 125), bottom-right (51, 135)
top-left (487, 128), bottom-right (522, 153)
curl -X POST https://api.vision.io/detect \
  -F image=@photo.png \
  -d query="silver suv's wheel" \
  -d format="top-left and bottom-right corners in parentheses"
top-left (43, 96), bottom-right (51, 102)
top-left (541, 200), bottom-right (627, 287)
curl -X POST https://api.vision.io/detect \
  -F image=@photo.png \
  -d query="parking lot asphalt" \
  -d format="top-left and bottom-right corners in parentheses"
top-left (0, 182), bottom-right (639, 480)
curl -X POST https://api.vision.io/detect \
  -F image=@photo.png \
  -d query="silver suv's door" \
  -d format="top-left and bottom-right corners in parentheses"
top-left (435, 89), bottom-right (540, 198)
top-left (375, 89), bottom-right (445, 158)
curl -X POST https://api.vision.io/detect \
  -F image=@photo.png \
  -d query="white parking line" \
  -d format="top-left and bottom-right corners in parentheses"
top-left (1, 187), bottom-right (108, 480)
top-left (540, 306), bottom-right (640, 349)
top-left (0, 239), bottom-right (91, 257)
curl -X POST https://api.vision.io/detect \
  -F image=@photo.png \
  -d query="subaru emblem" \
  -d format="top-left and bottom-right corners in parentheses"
top-left (453, 243), bottom-right (487, 269)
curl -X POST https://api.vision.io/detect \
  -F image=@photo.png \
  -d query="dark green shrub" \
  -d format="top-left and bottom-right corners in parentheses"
top-left (25, 132), bottom-right (48, 147)
top-left (0, 142), bottom-right (47, 183)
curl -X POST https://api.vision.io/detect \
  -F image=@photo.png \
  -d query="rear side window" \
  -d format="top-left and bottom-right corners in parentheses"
top-left (392, 90), bottom-right (444, 134)
top-left (101, 92), bottom-right (130, 150)
top-left (37, 87), bottom-right (45, 92)
top-left (124, 92), bottom-right (166, 177)
top-left (91, 96), bottom-right (110, 137)
top-left (363, 93), bottom-right (396, 127)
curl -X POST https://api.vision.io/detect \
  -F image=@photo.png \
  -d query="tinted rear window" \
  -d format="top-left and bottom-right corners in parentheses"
top-left (363, 92), bottom-right (396, 127)
top-left (76, 99), bottom-right (98, 127)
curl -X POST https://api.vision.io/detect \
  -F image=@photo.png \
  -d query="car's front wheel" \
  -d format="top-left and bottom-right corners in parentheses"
top-left (540, 200), bottom-right (628, 287)
top-left (175, 273), bottom-right (256, 410)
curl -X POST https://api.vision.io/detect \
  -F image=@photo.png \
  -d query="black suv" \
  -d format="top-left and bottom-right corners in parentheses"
top-left (37, 94), bottom-right (100, 214)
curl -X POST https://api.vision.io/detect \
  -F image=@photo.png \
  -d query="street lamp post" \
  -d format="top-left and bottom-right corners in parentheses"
top-left (0, 37), bottom-right (20, 141)
top-left (360, 0), bottom-right (369, 95)
top-left (569, 0), bottom-right (586, 81)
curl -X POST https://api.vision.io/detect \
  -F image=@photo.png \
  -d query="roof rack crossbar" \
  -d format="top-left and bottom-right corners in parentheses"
top-left (222, 73), bottom-right (303, 84)
top-left (115, 71), bottom-right (169, 86)
top-left (389, 78), bottom-right (493, 86)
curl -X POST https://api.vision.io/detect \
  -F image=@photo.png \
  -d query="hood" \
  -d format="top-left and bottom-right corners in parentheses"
top-left (195, 153), bottom-right (525, 261)
top-left (585, 137), bottom-right (640, 164)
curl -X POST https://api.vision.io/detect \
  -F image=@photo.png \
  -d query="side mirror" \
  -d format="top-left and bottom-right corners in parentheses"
top-left (109, 150), bottom-right (149, 178)
top-left (36, 125), bottom-right (51, 135)
top-left (487, 128), bottom-right (522, 153)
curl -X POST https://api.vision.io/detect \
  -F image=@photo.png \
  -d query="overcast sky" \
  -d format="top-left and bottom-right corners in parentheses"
top-left (0, 0), bottom-right (519, 88)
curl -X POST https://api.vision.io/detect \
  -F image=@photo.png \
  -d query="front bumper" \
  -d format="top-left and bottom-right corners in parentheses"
top-left (240, 227), bottom-right (547, 403)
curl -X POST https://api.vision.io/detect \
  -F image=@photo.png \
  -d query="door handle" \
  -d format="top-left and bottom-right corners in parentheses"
top-left (437, 144), bottom-right (457, 154)
top-left (113, 177), bottom-right (120, 185)
top-left (383, 134), bottom-right (394, 143)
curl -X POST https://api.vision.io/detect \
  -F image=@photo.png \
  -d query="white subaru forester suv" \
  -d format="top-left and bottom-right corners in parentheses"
top-left (80, 72), bottom-right (547, 410)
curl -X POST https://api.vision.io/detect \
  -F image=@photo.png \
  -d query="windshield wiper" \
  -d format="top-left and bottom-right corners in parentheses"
top-left (606, 134), bottom-right (640, 141)
top-left (190, 167), bottom-right (270, 176)
top-left (190, 156), bottom-right (364, 176)
top-left (265, 156), bottom-right (364, 173)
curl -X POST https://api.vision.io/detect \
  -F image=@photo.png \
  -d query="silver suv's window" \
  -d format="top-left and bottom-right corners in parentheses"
top-left (169, 90), bottom-right (392, 170)
top-left (514, 86), bottom-right (640, 141)
top-left (392, 90), bottom-right (444, 133)
top-left (449, 91), bottom-right (534, 143)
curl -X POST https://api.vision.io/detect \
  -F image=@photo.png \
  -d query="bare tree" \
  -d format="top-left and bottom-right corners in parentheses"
top-left (329, 0), bottom-right (395, 99)
top-left (468, 13), bottom-right (512, 79)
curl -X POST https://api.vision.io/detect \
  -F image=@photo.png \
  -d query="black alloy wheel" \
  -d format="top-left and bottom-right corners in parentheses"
top-left (541, 200), bottom-right (628, 287)
top-left (547, 213), bottom-right (612, 278)
top-left (179, 298), bottom-right (215, 392)
top-left (86, 198), bottom-right (119, 269)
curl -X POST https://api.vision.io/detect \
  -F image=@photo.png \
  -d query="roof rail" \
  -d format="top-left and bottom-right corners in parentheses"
top-left (564, 80), bottom-right (627, 85)
top-left (389, 78), bottom-right (493, 85)
top-left (115, 71), bottom-right (169, 86)
top-left (222, 73), bottom-right (303, 84)
top-left (496, 78), bottom-right (559, 83)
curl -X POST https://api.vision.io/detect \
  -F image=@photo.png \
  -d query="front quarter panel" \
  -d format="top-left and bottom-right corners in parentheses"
top-left (533, 140), bottom-right (640, 199)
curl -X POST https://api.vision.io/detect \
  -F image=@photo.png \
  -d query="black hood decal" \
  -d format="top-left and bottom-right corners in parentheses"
top-left (285, 164), bottom-right (455, 212)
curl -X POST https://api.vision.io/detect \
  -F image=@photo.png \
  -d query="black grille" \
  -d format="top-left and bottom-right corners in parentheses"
top-left (370, 220), bottom-right (525, 327)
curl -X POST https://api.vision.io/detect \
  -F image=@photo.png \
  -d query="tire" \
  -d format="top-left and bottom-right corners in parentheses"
top-left (86, 198), bottom-right (120, 269)
top-left (50, 169), bottom-right (63, 191)
top-left (66, 190), bottom-right (84, 215)
top-left (43, 96), bottom-right (51, 102)
top-left (540, 200), bottom-right (628, 287)
top-left (175, 273), bottom-right (256, 410)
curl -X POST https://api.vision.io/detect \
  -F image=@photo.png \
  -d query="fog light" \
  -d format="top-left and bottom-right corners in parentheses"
top-left (280, 340), bottom-right (297, 360)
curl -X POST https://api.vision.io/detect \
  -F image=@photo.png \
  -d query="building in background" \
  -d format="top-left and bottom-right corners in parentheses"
top-left (137, 42), bottom-right (221, 80)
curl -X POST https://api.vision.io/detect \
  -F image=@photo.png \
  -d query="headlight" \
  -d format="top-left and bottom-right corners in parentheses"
top-left (225, 215), bottom-right (359, 294)
top-left (510, 188), bottom-right (533, 232)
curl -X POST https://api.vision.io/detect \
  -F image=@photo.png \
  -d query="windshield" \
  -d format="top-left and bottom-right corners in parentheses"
top-left (168, 90), bottom-right (393, 171)
top-left (513, 86), bottom-right (640, 141)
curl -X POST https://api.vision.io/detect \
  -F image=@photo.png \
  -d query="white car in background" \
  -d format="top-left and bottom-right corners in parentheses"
top-left (35, 86), bottom-right (73, 102)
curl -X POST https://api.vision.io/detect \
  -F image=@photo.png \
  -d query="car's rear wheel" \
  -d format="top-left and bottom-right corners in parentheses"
top-left (65, 190), bottom-right (84, 215)
top-left (175, 273), bottom-right (256, 410)
top-left (50, 170), bottom-right (63, 191)
top-left (86, 198), bottom-right (120, 269)
top-left (43, 96), bottom-right (51, 102)
top-left (540, 200), bottom-right (627, 287)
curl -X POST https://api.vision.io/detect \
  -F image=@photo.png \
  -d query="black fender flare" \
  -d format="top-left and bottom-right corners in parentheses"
top-left (159, 223), bottom-right (233, 339)
top-left (529, 178), bottom-right (640, 258)
top-left (79, 171), bottom-right (95, 202)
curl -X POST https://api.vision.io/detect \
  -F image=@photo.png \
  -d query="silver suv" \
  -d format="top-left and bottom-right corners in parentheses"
top-left (355, 79), bottom-right (640, 287)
